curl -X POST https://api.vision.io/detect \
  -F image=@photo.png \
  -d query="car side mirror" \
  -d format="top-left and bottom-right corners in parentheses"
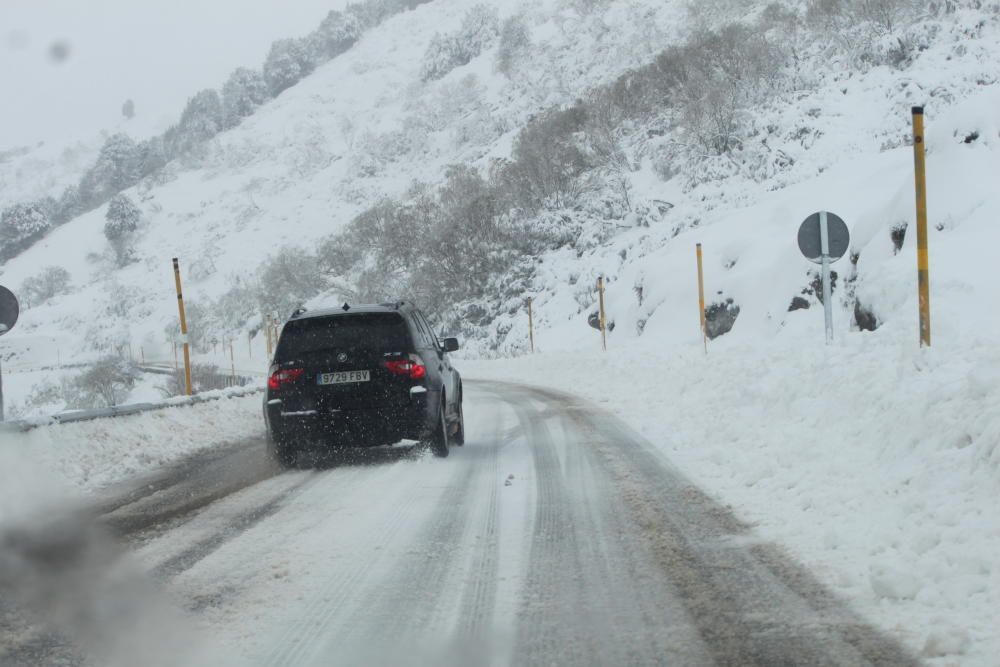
top-left (442, 337), bottom-right (460, 353)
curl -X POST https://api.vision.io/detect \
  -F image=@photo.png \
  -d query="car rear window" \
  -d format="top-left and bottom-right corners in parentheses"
top-left (275, 313), bottom-right (410, 359)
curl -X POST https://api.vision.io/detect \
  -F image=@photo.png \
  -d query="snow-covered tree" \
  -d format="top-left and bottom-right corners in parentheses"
top-left (263, 38), bottom-right (314, 96)
top-left (420, 4), bottom-right (499, 81)
top-left (421, 33), bottom-right (463, 82)
top-left (348, 0), bottom-right (390, 28)
top-left (104, 194), bottom-right (141, 266)
top-left (459, 4), bottom-right (500, 55)
top-left (347, 0), bottom-right (431, 31)
top-left (0, 202), bottom-right (52, 258)
top-left (170, 89), bottom-right (224, 155)
top-left (307, 10), bottom-right (362, 63)
top-left (136, 136), bottom-right (169, 177)
top-left (122, 99), bottom-right (135, 119)
top-left (222, 67), bottom-right (271, 128)
top-left (53, 185), bottom-right (83, 225)
top-left (81, 133), bottom-right (140, 203)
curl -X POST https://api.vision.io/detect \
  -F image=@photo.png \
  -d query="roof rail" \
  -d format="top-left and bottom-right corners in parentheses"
top-left (290, 306), bottom-right (308, 318)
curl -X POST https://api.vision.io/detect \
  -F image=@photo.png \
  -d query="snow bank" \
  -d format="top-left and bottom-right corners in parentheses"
top-left (463, 333), bottom-right (1000, 666)
top-left (0, 393), bottom-right (263, 502)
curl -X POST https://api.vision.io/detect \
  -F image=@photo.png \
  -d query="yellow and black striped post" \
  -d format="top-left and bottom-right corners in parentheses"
top-left (527, 297), bottom-right (535, 354)
top-left (696, 244), bottom-right (707, 354)
top-left (172, 258), bottom-right (193, 396)
top-left (912, 107), bottom-right (931, 347)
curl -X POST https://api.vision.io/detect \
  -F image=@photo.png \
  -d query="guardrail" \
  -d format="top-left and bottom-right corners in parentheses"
top-left (0, 384), bottom-right (264, 433)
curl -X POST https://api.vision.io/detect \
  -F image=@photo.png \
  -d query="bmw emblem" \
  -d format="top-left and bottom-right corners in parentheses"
top-left (337, 352), bottom-right (348, 363)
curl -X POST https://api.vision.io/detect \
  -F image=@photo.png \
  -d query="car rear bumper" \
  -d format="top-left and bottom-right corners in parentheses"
top-left (264, 390), bottom-right (437, 447)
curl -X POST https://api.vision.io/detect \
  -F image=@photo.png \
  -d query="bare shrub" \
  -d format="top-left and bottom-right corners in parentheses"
top-left (853, 0), bottom-right (921, 34)
top-left (337, 188), bottom-right (436, 302)
top-left (214, 277), bottom-right (264, 331)
top-left (653, 24), bottom-right (786, 154)
top-left (163, 301), bottom-right (211, 353)
top-left (19, 267), bottom-right (71, 308)
top-left (257, 247), bottom-right (326, 318)
top-left (806, 0), bottom-right (921, 61)
top-left (495, 103), bottom-right (594, 211)
top-left (63, 358), bottom-right (137, 409)
top-left (584, 91), bottom-right (634, 211)
top-left (686, 0), bottom-right (757, 27)
top-left (11, 381), bottom-right (64, 418)
top-left (210, 248), bottom-right (327, 333)
top-left (496, 14), bottom-right (531, 76)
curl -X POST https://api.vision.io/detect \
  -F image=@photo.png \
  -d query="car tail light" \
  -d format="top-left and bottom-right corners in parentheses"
top-left (382, 354), bottom-right (426, 380)
top-left (268, 367), bottom-right (305, 390)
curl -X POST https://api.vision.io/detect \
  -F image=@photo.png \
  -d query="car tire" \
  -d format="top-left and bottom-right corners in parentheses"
top-left (429, 400), bottom-right (450, 458)
top-left (452, 393), bottom-right (465, 446)
top-left (267, 431), bottom-right (297, 468)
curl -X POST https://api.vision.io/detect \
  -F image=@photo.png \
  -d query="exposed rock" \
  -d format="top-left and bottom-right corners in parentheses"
top-left (788, 296), bottom-right (810, 312)
top-left (854, 301), bottom-right (879, 332)
top-left (705, 299), bottom-right (740, 339)
top-left (891, 222), bottom-right (907, 254)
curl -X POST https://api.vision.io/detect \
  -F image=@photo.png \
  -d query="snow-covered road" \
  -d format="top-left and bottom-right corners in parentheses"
top-left (1, 381), bottom-right (919, 666)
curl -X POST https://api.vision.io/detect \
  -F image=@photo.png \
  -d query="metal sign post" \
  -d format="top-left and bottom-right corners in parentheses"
top-left (0, 286), bottom-right (20, 422)
top-left (819, 212), bottom-right (833, 344)
top-left (798, 211), bottom-right (851, 346)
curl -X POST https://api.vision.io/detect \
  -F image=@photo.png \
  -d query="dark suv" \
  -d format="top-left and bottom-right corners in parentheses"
top-left (263, 302), bottom-right (464, 465)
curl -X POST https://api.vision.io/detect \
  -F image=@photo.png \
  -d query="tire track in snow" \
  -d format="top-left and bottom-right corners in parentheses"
top-left (456, 406), bottom-right (502, 640)
top-left (151, 474), bottom-right (319, 580)
top-left (509, 391), bottom-right (711, 666)
top-left (262, 459), bottom-right (448, 667)
top-left (324, 452), bottom-right (478, 663)
top-left (526, 384), bottom-right (921, 667)
top-left (100, 438), bottom-right (280, 537)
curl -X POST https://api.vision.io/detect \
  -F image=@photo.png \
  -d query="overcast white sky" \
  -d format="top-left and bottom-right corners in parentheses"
top-left (0, 0), bottom-right (345, 151)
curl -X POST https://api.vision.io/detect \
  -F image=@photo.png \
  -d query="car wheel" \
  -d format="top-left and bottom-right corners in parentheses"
top-left (452, 393), bottom-right (465, 446)
top-left (429, 400), bottom-right (450, 458)
top-left (267, 431), bottom-right (297, 468)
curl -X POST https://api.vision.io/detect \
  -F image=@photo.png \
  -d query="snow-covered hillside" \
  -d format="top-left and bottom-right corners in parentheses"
top-left (0, 0), bottom-right (688, 378)
top-left (2, 0), bottom-right (1000, 662)
top-left (2, 1), bottom-right (998, 370)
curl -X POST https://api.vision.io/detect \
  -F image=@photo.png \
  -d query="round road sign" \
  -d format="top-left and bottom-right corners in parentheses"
top-left (0, 286), bottom-right (18, 336)
top-left (797, 211), bottom-right (850, 264)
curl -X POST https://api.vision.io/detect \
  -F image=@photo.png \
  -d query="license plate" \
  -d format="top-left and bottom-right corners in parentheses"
top-left (318, 370), bottom-right (371, 385)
